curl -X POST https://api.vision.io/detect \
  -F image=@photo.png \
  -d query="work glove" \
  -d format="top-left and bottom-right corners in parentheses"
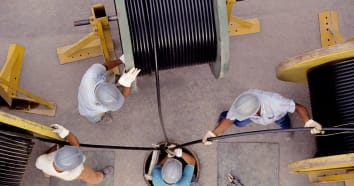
top-left (118, 67), bottom-right (141, 87)
top-left (166, 148), bottom-right (183, 158)
top-left (202, 131), bottom-right (216, 145)
top-left (50, 124), bottom-right (70, 138)
top-left (304, 119), bottom-right (324, 134)
top-left (119, 55), bottom-right (125, 63)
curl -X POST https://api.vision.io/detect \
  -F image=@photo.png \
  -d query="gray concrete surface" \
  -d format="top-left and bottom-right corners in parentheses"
top-left (0, 0), bottom-right (353, 186)
top-left (218, 142), bottom-right (279, 186)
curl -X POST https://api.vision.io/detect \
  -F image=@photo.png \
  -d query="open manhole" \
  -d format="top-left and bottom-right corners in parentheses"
top-left (143, 142), bottom-right (200, 185)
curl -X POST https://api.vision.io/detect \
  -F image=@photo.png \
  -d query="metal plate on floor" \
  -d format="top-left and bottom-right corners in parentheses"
top-left (50, 151), bottom-right (115, 186)
top-left (217, 142), bottom-right (279, 186)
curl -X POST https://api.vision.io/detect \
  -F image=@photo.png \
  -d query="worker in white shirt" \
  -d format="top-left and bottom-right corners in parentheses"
top-left (78, 55), bottom-right (141, 124)
top-left (35, 124), bottom-right (113, 184)
top-left (202, 89), bottom-right (323, 145)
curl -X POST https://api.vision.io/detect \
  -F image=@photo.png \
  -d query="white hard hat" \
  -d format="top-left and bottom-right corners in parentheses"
top-left (231, 93), bottom-right (260, 121)
top-left (162, 158), bottom-right (183, 184)
top-left (94, 82), bottom-right (124, 111)
top-left (54, 146), bottom-right (84, 171)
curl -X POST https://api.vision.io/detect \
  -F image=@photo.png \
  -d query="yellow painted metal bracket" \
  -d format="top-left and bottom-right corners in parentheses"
top-left (289, 153), bottom-right (354, 173)
top-left (0, 44), bottom-right (56, 116)
top-left (56, 4), bottom-right (116, 64)
top-left (319, 11), bottom-right (345, 47)
top-left (227, 0), bottom-right (260, 36)
top-left (0, 111), bottom-right (62, 140)
top-left (289, 153), bottom-right (354, 185)
top-left (318, 171), bottom-right (354, 183)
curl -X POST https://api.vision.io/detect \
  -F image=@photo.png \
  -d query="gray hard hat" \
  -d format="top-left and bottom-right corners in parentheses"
top-left (94, 82), bottom-right (124, 111)
top-left (162, 158), bottom-right (183, 184)
top-left (54, 146), bottom-right (84, 171)
top-left (231, 93), bottom-right (260, 121)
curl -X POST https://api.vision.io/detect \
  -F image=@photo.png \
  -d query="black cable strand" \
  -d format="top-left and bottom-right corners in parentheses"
top-left (146, 0), bottom-right (169, 142)
top-left (178, 127), bottom-right (354, 147)
top-left (2, 127), bottom-right (354, 151)
top-left (308, 57), bottom-right (354, 157)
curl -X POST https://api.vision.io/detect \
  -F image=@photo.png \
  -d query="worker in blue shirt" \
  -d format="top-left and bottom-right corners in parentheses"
top-left (152, 148), bottom-right (196, 186)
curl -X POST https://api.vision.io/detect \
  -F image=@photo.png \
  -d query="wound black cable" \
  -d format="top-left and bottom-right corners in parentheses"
top-left (124, 0), bottom-right (217, 75)
top-left (308, 58), bottom-right (354, 157)
top-left (0, 126), bottom-right (33, 185)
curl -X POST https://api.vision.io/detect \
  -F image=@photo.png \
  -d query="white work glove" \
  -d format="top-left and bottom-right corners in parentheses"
top-left (119, 55), bottom-right (125, 63)
top-left (304, 119), bottom-right (324, 134)
top-left (166, 148), bottom-right (183, 158)
top-left (50, 124), bottom-right (70, 138)
top-left (118, 67), bottom-right (141, 87)
top-left (202, 131), bottom-right (216, 145)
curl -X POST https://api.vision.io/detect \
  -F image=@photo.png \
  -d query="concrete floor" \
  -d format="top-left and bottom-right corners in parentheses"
top-left (0, 0), bottom-right (353, 185)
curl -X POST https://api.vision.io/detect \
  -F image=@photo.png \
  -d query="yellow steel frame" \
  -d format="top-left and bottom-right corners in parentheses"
top-left (0, 111), bottom-right (62, 140)
top-left (0, 44), bottom-right (56, 116)
top-left (289, 153), bottom-right (354, 185)
top-left (319, 11), bottom-right (345, 47)
top-left (226, 0), bottom-right (260, 36)
top-left (56, 4), bottom-right (116, 64)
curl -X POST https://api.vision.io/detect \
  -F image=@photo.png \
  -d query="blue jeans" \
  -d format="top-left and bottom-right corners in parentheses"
top-left (218, 111), bottom-right (291, 129)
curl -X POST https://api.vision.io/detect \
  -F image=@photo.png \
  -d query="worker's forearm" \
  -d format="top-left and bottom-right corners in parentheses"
top-left (121, 87), bottom-right (131, 97)
top-left (181, 152), bottom-right (196, 166)
top-left (65, 132), bottom-right (80, 147)
top-left (295, 103), bottom-right (311, 123)
top-left (103, 59), bottom-right (123, 70)
top-left (159, 156), bottom-right (169, 166)
top-left (212, 119), bottom-right (233, 136)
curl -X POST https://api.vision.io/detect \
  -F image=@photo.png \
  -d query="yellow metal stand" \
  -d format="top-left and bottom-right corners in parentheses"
top-left (0, 111), bottom-right (62, 140)
top-left (319, 11), bottom-right (345, 47)
top-left (289, 153), bottom-right (354, 185)
top-left (0, 44), bottom-right (56, 116)
top-left (226, 0), bottom-right (260, 36)
top-left (56, 4), bottom-right (116, 64)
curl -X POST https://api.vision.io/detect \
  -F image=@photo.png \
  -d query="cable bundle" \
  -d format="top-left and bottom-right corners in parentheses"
top-left (124, 0), bottom-right (217, 75)
top-left (0, 124), bottom-right (34, 186)
top-left (307, 58), bottom-right (354, 156)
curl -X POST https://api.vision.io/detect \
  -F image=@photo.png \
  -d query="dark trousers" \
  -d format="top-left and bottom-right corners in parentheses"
top-left (218, 111), bottom-right (291, 129)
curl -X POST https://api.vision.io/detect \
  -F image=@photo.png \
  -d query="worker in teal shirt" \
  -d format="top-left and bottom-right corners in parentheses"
top-left (152, 148), bottom-right (196, 186)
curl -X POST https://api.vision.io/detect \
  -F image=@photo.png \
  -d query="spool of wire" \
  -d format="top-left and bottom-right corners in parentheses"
top-left (307, 58), bottom-right (354, 157)
top-left (115, 0), bottom-right (229, 78)
top-left (276, 42), bottom-right (354, 157)
top-left (124, 0), bottom-right (217, 75)
top-left (0, 124), bottom-right (34, 186)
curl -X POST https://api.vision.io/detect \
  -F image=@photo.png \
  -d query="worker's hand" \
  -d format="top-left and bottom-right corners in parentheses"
top-left (304, 119), bottom-right (324, 134)
top-left (118, 67), bottom-right (141, 87)
top-left (166, 148), bottom-right (183, 158)
top-left (202, 131), bottom-right (216, 145)
top-left (50, 124), bottom-right (70, 138)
